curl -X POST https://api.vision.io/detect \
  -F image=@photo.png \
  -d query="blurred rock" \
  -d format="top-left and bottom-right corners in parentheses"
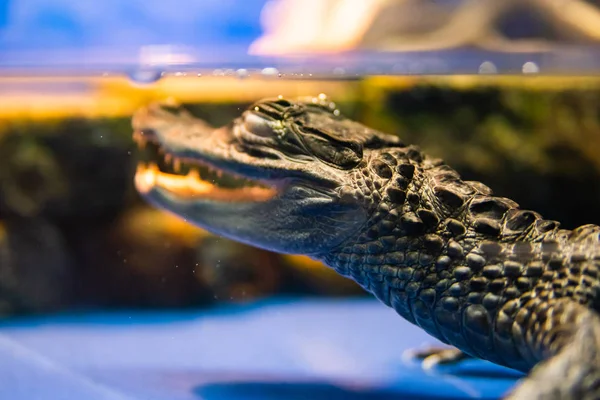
top-left (0, 133), bottom-right (68, 218)
top-left (251, 0), bottom-right (600, 54)
top-left (40, 117), bottom-right (137, 222)
top-left (0, 117), bottom-right (136, 222)
top-left (69, 206), bottom-right (212, 309)
top-left (0, 218), bottom-right (71, 316)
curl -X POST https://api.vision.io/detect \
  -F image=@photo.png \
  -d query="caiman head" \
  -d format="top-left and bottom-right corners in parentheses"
top-left (132, 95), bottom-right (404, 257)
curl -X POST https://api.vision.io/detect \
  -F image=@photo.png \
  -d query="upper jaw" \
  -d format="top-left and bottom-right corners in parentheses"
top-left (131, 101), bottom-right (342, 189)
top-left (132, 102), bottom-right (223, 161)
top-left (132, 102), bottom-right (280, 203)
top-left (132, 102), bottom-right (264, 181)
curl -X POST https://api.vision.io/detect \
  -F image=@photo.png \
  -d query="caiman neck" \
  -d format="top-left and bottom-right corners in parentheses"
top-left (319, 151), bottom-right (565, 306)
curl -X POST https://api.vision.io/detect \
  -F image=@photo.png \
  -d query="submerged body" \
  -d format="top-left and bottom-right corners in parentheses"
top-left (133, 96), bottom-right (600, 399)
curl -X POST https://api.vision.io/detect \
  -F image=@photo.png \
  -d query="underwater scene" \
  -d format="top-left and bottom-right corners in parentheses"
top-left (2, 1), bottom-right (600, 399)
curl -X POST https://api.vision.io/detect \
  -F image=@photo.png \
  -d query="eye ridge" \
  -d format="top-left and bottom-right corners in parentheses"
top-left (282, 104), bottom-right (306, 120)
top-left (272, 98), bottom-right (292, 107)
top-left (299, 125), bottom-right (362, 152)
top-left (255, 103), bottom-right (284, 120)
top-left (248, 101), bottom-right (363, 169)
top-left (290, 124), bottom-right (363, 169)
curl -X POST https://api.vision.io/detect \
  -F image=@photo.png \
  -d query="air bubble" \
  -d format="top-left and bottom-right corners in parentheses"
top-left (333, 67), bottom-right (345, 75)
top-left (261, 67), bottom-right (279, 77)
top-left (478, 61), bottom-right (497, 74)
top-left (522, 62), bottom-right (540, 74)
top-left (333, 109), bottom-right (340, 116)
top-left (213, 69), bottom-right (225, 76)
top-left (236, 69), bottom-right (249, 79)
top-left (127, 69), bottom-right (163, 85)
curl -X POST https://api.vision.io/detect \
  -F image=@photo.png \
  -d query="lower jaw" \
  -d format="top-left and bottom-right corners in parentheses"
top-left (134, 163), bottom-right (278, 203)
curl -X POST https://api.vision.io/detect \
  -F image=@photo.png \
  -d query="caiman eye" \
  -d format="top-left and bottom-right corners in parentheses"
top-left (302, 132), bottom-right (363, 169)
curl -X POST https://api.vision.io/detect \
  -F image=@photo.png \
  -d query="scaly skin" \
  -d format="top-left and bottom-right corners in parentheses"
top-left (132, 96), bottom-right (600, 399)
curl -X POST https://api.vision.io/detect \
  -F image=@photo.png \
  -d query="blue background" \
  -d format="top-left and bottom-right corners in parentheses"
top-left (0, 0), bottom-right (598, 73)
top-left (0, 0), bottom-right (266, 51)
top-left (0, 298), bottom-right (520, 400)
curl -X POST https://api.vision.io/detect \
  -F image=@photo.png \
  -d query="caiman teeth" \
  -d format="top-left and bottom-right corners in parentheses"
top-left (133, 124), bottom-right (278, 202)
top-left (134, 162), bottom-right (277, 202)
top-left (187, 169), bottom-right (200, 180)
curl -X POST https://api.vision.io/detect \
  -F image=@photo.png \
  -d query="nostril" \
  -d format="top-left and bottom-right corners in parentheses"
top-left (243, 112), bottom-right (276, 138)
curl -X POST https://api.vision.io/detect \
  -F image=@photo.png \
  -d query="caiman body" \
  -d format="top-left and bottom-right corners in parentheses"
top-left (132, 95), bottom-right (600, 399)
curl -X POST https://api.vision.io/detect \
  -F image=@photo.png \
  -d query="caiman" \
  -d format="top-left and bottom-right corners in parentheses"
top-left (132, 95), bottom-right (600, 399)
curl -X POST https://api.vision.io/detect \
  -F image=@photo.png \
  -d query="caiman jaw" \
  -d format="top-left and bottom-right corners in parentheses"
top-left (130, 97), bottom-right (372, 255)
top-left (132, 129), bottom-right (278, 203)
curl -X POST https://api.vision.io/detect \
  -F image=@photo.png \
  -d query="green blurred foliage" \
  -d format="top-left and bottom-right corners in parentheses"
top-left (358, 84), bottom-right (600, 228)
top-left (1, 81), bottom-right (600, 316)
